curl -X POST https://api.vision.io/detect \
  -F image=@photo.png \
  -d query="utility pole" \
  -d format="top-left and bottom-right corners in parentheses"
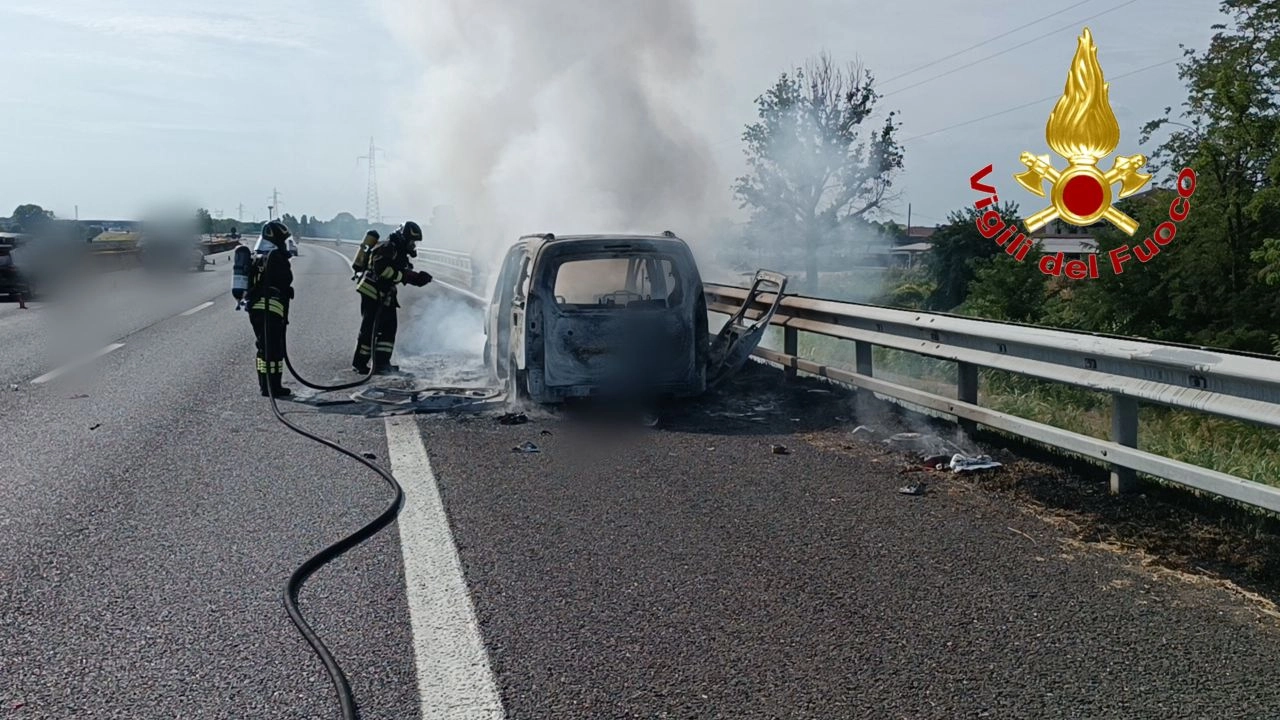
top-left (237, 203), bottom-right (244, 221)
top-left (267, 188), bottom-right (283, 220)
top-left (357, 137), bottom-right (383, 224)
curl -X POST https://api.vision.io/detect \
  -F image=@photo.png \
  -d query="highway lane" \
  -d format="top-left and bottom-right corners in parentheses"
top-left (416, 372), bottom-right (1280, 719)
top-left (1, 245), bottom-right (421, 718)
top-left (6, 239), bottom-right (1280, 719)
top-left (0, 250), bottom-right (238, 388)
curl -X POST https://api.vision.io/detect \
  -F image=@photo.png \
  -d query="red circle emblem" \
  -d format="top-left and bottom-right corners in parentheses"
top-left (1062, 175), bottom-right (1104, 218)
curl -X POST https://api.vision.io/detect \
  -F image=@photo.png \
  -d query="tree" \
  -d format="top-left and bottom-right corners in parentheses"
top-left (734, 52), bottom-right (904, 293)
top-left (958, 247), bottom-right (1048, 323)
top-left (923, 202), bottom-right (1021, 311)
top-left (1123, 0), bottom-right (1280, 350)
top-left (196, 208), bottom-right (214, 234)
top-left (11, 204), bottom-right (53, 231)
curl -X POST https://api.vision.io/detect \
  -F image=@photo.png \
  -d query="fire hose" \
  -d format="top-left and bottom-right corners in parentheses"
top-left (263, 301), bottom-right (404, 720)
top-left (249, 286), bottom-right (404, 717)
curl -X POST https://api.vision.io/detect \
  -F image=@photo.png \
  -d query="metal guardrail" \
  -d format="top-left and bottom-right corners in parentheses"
top-left (704, 282), bottom-right (1280, 514)
top-left (300, 239), bottom-right (486, 308)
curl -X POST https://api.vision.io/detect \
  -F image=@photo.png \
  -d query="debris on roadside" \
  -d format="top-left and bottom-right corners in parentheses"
top-left (640, 413), bottom-right (660, 428)
top-left (771, 444), bottom-right (791, 455)
top-left (9, 384), bottom-right (18, 391)
top-left (922, 454), bottom-right (952, 470)
top-left (540, 429), bottom-right (553, 436)
top-left (89, 423), bottom-right (101, 431)
top-left (898, 482), bottom-right (927, 496)
top-left (513, 442), bottom-right (541, 454)
top-left (883, 431), bottom-right (966, 459)
top-left (850, 425), bottom-right (874, 437)
top-left (497, 412), bottom-right (528, 425)
top-left (69, 394), bottom-right (89, 399)
top-left (361, 451), bottom-right (377, 459)
top-left (949, 453), bottom-right (1002, 473)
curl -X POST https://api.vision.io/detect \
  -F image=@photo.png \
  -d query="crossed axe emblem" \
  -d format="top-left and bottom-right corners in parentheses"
top-left (1014, 152), bottom-right (1151, 235)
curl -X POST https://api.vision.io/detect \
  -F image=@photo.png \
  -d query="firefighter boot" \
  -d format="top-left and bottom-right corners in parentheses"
top-left (268, 371), bottom-right (292, 398)
top-left (258, 373), bottom-right (269, 397)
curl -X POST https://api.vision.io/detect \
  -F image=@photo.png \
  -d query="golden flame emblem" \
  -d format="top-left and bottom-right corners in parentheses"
top-left (1014, 28), bottom-right (1151, 235)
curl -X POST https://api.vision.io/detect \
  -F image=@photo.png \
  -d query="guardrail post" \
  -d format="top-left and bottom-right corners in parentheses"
top-left (1110, 395), bottom-right (1139, 494)
top-left (783, 326), bottom-right (798, 381)
top-left (855, 341), bottom-right (873, 376)
top-left (957, 362), bottom-right (979, 436)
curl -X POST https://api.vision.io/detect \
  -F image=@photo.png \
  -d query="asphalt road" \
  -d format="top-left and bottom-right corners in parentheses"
top-left (3, 242), bottom-right (1280, 719)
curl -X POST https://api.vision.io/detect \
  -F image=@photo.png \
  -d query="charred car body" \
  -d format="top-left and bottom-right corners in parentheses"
top-left (484, 231), bottom-right (786, 404)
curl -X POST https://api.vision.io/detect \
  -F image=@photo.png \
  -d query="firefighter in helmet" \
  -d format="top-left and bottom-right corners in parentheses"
top-left (351, 221), bottom-right (432, 374)
top-left (248, 220), bottom-right (295, 397)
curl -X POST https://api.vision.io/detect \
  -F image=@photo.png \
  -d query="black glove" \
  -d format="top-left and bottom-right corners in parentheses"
top-left (404, 270), bottom-right (432, 287)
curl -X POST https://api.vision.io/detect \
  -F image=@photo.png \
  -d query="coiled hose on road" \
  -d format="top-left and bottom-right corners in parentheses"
top-left (264, 302), bottom-right (404, 720)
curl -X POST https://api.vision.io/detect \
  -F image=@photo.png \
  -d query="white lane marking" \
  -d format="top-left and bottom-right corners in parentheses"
top-left (179, 301), bottom-right (215, 317)
top-left (384, 416), bottom-right (506, 719)
top-left (311, 243), bottom-right (355, 266)
top-left (31, 342), bottom-right (126, 385)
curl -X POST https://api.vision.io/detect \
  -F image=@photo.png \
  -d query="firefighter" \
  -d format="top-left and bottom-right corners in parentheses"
top-left (248, 220), bottom-right (295, 397)
top-left (351, 221), bottom-right (432, 374)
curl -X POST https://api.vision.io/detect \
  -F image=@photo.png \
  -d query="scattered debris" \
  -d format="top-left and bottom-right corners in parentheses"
top-left (640, 413), bottom-right (660, 428)
top-left (898, 482), bottom-right (927, 496)
top-left (513, 442), bottom-right (541, 454)
top-left (771, 444), bottom-right (791, 455)
top-left (69, 394), bottom-right (89, 399)
top-left (834, 415), bottom-right (849, 423)
top-left (949, 453), bottom-right (1002, 473)
top-left (89, 423), bottom-right (101, 431)
top-left (540, 429), bottom-right (553, 436)
top-left (850, 425), bottom-right (874, 437)
top-left (361, 451), bottom-right (377, 460)
top-left (498, 412), bottom-right (528, 425)
top-left (1008, 526), bottom-right (1037, 543)
top-left (884, 431), bottom-right (966, 459)
top-left (922, 454), bottom-right (952, 470)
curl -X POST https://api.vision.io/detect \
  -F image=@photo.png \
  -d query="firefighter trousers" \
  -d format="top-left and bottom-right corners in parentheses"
top-left (352, 295), bottom-right (398, 370)
top-left (249, 309), bottom-right (288, 395)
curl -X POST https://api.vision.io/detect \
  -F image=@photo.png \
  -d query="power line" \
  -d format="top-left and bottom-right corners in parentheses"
top-left (880, 0), bottom-right (1096, 85)
top-left (900, 56), bottom-right (1180, 144)
top-left (357, 137), bottom-right (384, 224)
top-left (881, 0), bottom-right (1144, 100)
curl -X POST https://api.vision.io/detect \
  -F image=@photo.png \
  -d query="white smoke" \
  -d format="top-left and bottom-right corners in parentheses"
top-left (372, 0), bottom-right (724, 267)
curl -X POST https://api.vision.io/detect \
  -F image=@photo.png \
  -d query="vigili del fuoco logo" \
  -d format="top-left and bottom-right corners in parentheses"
top-left (968, 27), bottom-right (1197, 279)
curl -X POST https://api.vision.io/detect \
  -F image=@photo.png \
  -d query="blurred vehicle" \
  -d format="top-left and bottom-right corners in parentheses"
top-left (286, 236), bottom-right (298, 256)
top-left (137, 233), bottom-right (207, 272)
top-left (0, 242), bottom-right (31, 299)
top-left (484, 231), bottom-right (786, 404)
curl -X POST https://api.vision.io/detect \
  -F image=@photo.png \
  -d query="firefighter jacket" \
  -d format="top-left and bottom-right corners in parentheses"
top-left (355, 240), bottom-right (412, 308)
top-left (248, 238), bottom-right (294, 318)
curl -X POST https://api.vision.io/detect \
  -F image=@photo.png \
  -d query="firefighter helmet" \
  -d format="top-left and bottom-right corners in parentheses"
top-left (262, 220), bottom-right (291, 243)
top-left (401, 221), bottom-right (422, 242)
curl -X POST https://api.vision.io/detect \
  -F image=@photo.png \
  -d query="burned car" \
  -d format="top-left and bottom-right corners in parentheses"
top-left (484, 231), bottom-right (786, 404)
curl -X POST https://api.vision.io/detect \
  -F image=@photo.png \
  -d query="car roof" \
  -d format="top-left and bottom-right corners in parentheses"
top-left (515, 232), bottom-right (691, 255)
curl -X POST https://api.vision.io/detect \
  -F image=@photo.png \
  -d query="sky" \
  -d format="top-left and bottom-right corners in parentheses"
top-left (0, 0), bottom-right (1223, 232)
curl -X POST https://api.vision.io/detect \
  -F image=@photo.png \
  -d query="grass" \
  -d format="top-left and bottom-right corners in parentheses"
top-left (794, 332), bottom-right (1280, 486)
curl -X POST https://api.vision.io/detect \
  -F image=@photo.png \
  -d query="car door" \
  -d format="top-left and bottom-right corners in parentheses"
top-left (485, 245), bottom-right (528, 378)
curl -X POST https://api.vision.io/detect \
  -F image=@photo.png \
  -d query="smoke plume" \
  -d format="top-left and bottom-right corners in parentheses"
top-left (374, 0), bottom-right (721, 268)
